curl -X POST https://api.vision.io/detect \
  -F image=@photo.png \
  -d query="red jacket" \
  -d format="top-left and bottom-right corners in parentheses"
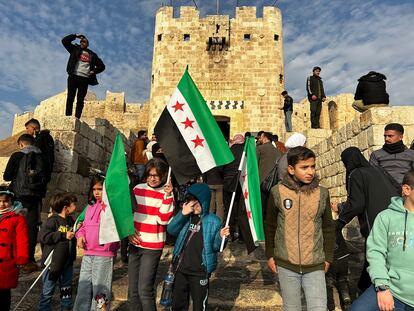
top-left (0, 211), bottom-right (29, 289)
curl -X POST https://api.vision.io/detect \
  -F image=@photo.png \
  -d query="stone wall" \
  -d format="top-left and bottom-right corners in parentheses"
top-left (12, 90), bottom-right (147, 137)
top-left (291, 93), bottom-right (358, 133)
top-left (311, 106), bottom-right (414, 201)
top-left (148, 6), bottom-right (285, 136)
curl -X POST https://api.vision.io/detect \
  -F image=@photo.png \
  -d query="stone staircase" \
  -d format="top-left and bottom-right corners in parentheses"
top-left (11, 239), bottom-right (364, 310)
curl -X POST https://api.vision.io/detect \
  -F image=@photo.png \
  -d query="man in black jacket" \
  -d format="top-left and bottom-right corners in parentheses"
top-left (352, 71), bottom-right (389, 112)
top-left (280, 90), bottom-right (293, 132)
top-left (306, 66), bottom-right (326, 129)
top-left (62, 33), bottom-right (105, 119)
top-left (25, 118), bottom-right (54, 187)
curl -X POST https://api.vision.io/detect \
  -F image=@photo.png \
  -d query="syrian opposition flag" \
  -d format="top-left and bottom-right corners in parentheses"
top-left (238, 137), bottom-right (264, 253)
top-left (98, 133), bottom-right (135, 244)
top-left (154, 67), bottom-right (234, 184)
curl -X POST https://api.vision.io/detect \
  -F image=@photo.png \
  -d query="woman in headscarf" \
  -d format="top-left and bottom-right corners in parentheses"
top-left (331, 146), bottom-right (399, 293)
top-left (277, 133), bottom-right (307, 181)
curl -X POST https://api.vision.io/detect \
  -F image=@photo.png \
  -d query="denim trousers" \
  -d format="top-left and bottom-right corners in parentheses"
top-left (128, 245), bottom-right (162, 311)
top-left (350, 285), bottom-right (414, 311)
top-left (73, 255), bottom-right (114, 311)
top-left (284, 110), bottom-right (293, 132)
top-left (133, 164), bottom-right (146, 183)
top-left (38, 265), bottom-right (73, 311)
top-left (277, 266), bottom-right (327, 311)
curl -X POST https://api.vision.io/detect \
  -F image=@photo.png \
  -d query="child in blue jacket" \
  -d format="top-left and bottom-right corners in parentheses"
top-left (167, 183), bottom-right (229, 311)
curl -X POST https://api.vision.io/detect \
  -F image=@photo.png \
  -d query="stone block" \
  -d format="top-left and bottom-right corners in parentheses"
top-left (53, 143), bottom-right (78, 173)
top-left (367, 125), bottom-right (385, 147)
top-left (356, 130), bottom-right (368, 151)
top-left (44, 116), bottom-right (81, 132)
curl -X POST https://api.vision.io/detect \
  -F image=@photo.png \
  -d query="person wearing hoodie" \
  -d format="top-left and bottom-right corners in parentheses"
top-left (3, 133), bottom-right (45, 270)
top-left (331, 147), bottom-right (400, 292)
top-left (167, 183), bottom-right (230, 311)
top-left (349, 170), bottom-right (414, 310)
top-left (265, 146), bottom-right (335, 311)
top-left (369, 123), bottom-right (414, 185)
top-left (0, 187), bottom-right (29, 311)
top-left (352, 71), bottom-right (389, 113)
top-left (74, 175), bottom-right (120, 311)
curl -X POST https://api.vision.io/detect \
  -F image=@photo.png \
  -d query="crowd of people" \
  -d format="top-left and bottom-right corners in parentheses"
top-left (0, 28), bottom-right (413, 311)
top-left (1, 119), bottom-right (414, 311)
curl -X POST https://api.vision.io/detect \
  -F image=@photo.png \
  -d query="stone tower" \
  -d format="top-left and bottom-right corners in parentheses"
top-left (148, 6), bottom-right (285, 138)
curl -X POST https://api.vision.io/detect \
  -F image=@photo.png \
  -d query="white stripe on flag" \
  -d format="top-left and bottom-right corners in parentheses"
top-left (99, 182), bottom-right (120, 244)
top-left (166, 88), bottom-right (216, 173)
top-left (239, 156), bottom-right (259, 245)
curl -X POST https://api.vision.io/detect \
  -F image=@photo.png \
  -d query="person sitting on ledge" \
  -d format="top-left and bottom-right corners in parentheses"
top-left (352, 71), bottom-right (389, 113)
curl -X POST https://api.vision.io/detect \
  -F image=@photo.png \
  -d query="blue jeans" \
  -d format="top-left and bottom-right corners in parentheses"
top-left (277, 266), bottom-right (327, 311)
top-left (284, 110), bottom-right (292, 132)
top-left (38, 265), bottom-right (73, 311)
top-left (133, 164), bottom-right (146, 183)
top-left (350, 285), bottom-right (414, 311)
top-left (73, 255), bottom-right (114, 311)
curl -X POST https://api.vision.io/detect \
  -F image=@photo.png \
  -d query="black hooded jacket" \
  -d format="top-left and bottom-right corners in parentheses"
top-left (338, 147), bottom-right (399, 238)
top-left (354, 71), bottom-right (389, 105)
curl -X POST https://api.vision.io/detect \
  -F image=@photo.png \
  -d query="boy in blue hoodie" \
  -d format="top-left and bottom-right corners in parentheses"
top-left (167, 183), bottom-right (230, 311)
top-left (350, 169), bottom-right (414, 311)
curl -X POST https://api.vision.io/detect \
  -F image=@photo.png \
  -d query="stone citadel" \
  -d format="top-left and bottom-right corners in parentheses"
top-left (1, 5), bottom-right (414, 208)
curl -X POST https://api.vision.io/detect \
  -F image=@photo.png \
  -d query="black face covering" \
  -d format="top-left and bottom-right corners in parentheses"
top-left (382, 140), bottom-right (406, 154)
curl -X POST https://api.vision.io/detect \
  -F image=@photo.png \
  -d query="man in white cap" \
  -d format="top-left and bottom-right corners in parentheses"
top-left (277, 133), bottom-right (307, 181)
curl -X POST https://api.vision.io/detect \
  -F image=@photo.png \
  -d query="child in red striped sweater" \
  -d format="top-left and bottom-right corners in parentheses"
top-left (128, 158), bottom-right (174, 310)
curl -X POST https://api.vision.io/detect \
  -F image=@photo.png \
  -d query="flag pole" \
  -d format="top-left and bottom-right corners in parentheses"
top-left (220, 150), bottom-right (246, 252)
top-left (164, 166), bottom-right (172, 200)
top-left (13, 250), bottom-right (54, 311)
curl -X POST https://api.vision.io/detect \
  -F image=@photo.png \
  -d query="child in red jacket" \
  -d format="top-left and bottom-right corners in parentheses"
top-left (0, 187), bottom-right (29, 311)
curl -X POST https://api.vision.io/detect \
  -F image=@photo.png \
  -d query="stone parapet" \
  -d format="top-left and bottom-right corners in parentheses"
top-left (311, 106), bottom-right (414, 201)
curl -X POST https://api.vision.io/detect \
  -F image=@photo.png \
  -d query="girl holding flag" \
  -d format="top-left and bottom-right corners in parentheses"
top-left (74, 174), bottom-right (120, 311)
top-left (128, 158), bottom-right (174, 311)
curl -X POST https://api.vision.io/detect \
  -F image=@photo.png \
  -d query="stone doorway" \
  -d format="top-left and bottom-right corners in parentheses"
top-left (214, 115), bottom-right (230, 142)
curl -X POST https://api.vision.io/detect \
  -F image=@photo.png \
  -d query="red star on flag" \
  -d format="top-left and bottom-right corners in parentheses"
top-left (101, 201), bottom-right (106, 212)
top-left (172, 101), bottom-right (185, 112)
top-left (246, 210), bottom-right (252, 219)
top-left (191, 135), bottom-right (204, 148)
top-left (241, 174), bottom-right (247, 181)
top-left (244, 190), bottom-right (249, 199)
top-left (181, 117), bottom-right (195, 129)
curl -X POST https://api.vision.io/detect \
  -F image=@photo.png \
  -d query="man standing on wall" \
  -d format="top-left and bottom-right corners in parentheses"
top-left (62, 33), bottom-right (105, 119)
top-left (306, 66), bottom-right (326, 129)
top-left (280, 91), bottom-right (293, 132)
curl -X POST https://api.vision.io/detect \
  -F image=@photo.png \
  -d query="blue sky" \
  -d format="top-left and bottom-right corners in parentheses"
top-left (1, 0), bottom-right (413, 138)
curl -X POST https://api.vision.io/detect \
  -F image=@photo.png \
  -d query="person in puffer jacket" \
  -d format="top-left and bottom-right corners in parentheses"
top-left (74, 175), bottom-right (120, 311)
top-left (167, 183), bottom-right (230, 311)
top-left (0, 187), bottom-right (29, 311)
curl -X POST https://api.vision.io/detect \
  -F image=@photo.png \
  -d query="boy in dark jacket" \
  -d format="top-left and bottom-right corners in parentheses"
top-left (62, 33), bottom-right (105, 119)
top-left (167, 183), bottom-right (230, 311)
top-left (38, 192), bottom-right (77, 311)
top-left (265, 146), bottom-right (335, 311)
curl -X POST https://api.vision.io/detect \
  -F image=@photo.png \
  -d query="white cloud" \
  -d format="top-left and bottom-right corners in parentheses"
top-left (282, 0), bottom-right (414, 105)
top-left (0, 101), bottom-right (31, 138)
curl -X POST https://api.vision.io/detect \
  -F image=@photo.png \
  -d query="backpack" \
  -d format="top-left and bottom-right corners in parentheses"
top-left (13, 152), bottom-right (46, 198)
top-left (260, 157), bottom-right (280, 194)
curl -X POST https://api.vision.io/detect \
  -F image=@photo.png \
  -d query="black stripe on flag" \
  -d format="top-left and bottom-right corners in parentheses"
top-left (154, 108), bottom-right (202, 185)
